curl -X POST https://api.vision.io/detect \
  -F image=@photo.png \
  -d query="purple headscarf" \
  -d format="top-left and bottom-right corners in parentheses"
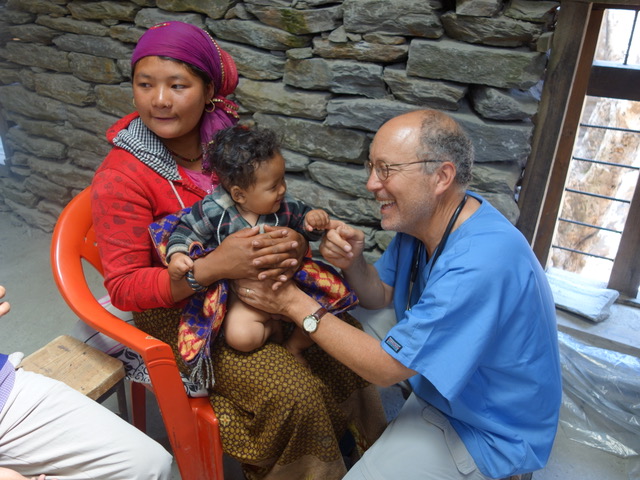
top-left (131, 22), bottom-right (239, 153)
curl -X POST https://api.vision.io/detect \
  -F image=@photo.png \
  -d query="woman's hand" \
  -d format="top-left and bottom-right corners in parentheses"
top-left (192, 226), bottom-right (307, 288)
top-left (252, 226), bottom-right (307, 287)
top-left (194, 226), bottom-right (263, 283)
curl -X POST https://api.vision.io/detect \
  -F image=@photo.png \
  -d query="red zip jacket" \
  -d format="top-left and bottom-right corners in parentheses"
top-left (91, 113), bottom-right (209, 311)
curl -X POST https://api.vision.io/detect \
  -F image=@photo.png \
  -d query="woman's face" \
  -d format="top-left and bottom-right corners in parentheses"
top-left (132, 56), bottom-right (213, 146)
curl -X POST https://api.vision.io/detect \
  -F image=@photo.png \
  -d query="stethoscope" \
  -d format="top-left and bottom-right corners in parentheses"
top-left (406, 195), bottom-right (468, 311)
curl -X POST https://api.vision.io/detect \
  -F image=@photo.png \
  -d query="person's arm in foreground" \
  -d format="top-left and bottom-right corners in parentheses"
top-left (0, 292), bottom-right (59, 480)
top-left (0, 469), bottom-right (56, 480)
top-left (236, 224), bottom-right (416, 386)
top-left (320, 222), bottom-right (393, 309)
top-left (237, 277), bottom-right (415, 386)
top-left (0, 285), bottom-right (9, 317)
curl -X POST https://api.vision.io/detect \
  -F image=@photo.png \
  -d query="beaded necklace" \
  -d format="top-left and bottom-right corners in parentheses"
top-left (168, 148), bottom-right (203, 163)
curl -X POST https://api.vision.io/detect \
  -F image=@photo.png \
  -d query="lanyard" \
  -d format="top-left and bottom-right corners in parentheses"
top-left (406, 195), bottom-right (468, 311)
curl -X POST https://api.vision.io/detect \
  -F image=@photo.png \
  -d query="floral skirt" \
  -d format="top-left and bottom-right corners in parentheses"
top-left (134, 308), bottom-right (387, 480)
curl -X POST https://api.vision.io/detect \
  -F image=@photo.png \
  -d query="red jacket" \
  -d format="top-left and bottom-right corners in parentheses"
top-left (92, 113), bottom-right (209, 311)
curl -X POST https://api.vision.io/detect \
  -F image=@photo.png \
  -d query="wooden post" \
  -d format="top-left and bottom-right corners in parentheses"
top-left (516, 0), bottom-right (593, 259)
top-left (608, 181), bottom-right (640, 297)
top-left (530, 9), bottom-right (604, 266)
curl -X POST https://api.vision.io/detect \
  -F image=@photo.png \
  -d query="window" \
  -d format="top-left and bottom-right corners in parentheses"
top-left (517, 4), bottom-right (640, 300)
top-left (549, 96), bottom-right (639, 285)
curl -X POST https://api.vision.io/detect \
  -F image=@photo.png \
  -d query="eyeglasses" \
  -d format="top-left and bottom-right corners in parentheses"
top-left (365, 160), bottom-right (443, 181)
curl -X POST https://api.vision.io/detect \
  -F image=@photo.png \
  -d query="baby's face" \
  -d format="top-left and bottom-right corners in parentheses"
top-left (243, 153), bottom-right (287, 216)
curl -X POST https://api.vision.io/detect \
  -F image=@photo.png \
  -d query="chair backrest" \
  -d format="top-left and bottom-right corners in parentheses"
top-left (50, 187), bottom-right (140, 345)
top-left (53, 186), bottom-right (103, 275)
top-left (50, 186), bottom-right (224, 480)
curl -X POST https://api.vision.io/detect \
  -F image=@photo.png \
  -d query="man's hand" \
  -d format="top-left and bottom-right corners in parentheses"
top-left (233, 277), bottom-right (299, 318)
top-left (320, 223), bottom-right (365, 271)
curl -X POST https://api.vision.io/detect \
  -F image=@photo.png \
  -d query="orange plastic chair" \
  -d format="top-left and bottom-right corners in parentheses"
top-left (50, 186), bottom-right (224, 480)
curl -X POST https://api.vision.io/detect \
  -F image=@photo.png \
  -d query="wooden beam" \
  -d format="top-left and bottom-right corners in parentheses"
top-left (572, 0), bottom-right (640, 7)
top-left (608, 181), bottom-right (640, 296)
top-left (530, 10), bottom-right (604, 267)
top-left (588, 63), bottom-right (640, 101)
top-left (517, 1), bottom-right (593, 251)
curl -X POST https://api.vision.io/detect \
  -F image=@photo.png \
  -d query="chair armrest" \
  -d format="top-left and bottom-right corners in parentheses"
top-left (51, 259), bottom-right (165, 354)
top-left (51, 253), bottom-right (199, 425)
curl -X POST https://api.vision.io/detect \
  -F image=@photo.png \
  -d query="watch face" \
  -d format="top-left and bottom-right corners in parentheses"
top-left (303, 315), bottom-right (318, 333)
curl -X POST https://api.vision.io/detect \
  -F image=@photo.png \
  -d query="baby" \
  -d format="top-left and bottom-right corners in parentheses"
top-left (166, 125), bottom-right (339, 364)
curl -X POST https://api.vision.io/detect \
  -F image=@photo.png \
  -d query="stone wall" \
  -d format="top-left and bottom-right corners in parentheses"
top-left (0, 0), bottom-right (558, 259)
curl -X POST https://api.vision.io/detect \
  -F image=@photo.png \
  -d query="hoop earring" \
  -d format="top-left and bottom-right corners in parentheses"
top-left (131, 98), bottom-right (136, 108)
top-left (205, 99), bottom-right (215, 113)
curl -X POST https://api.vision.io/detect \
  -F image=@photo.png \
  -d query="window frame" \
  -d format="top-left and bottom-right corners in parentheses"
top-left (516, 0), bottom-right (640, 298)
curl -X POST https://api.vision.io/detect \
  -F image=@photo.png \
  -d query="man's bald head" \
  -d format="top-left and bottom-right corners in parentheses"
top-left (374, 110), bottom-right (474, 186)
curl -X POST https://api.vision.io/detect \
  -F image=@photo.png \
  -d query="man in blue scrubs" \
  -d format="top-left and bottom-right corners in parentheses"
top-left (239, 109), bottom-right (562, 479)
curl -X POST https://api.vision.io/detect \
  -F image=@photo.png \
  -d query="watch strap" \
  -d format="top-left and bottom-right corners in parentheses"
top-left (313, 306), bottom-right (328, 320)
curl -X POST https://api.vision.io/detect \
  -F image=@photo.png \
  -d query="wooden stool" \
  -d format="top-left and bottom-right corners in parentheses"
top-left (19, 335), bottom-right (128, 419)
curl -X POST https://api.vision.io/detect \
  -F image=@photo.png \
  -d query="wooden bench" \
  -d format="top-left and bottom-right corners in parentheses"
top-left (19, 334), bottom-right (128, 418)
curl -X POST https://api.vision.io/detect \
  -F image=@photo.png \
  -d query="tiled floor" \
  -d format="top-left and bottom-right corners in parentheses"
top-left (0, 214), bottom-right (637, 479)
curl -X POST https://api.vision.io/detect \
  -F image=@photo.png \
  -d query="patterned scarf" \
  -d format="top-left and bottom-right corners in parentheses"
top-left (149, 209), bottom-right (359, 388)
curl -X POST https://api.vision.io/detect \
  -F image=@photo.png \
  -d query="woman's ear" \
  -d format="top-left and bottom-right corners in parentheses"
top-left (205, 82), bottom-right (215, 103)
top-left (230, 186), bottom-right (246, 204)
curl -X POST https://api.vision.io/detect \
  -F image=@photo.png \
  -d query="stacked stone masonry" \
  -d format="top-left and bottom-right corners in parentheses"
top-left (0, 0), bottom-right (558, 259)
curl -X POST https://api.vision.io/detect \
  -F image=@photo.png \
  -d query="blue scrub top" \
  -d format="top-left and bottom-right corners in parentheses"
top-left (375, 192), bottom-right (562, 478)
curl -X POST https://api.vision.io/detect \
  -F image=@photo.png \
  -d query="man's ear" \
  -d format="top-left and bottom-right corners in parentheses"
top-left (230, 186), bottom-right (246, 204)
top-left (434, 161), bottom-right (457, 195)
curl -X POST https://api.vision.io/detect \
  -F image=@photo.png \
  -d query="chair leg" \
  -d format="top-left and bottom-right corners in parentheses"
top-left (116, 379), bottom-right (129, 422)
top-left (130, 381), bottom-right (147, 432)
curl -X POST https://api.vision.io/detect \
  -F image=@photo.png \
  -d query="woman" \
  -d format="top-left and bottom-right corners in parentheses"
top-left (91, 21), bottom-right (386, 479)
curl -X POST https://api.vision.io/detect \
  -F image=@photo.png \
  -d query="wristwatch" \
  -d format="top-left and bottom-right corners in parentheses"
top-left (302, 307), bottom-right (328, 335)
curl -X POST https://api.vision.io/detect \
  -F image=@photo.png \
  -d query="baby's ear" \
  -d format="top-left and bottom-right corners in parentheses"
top-left (230, 185), bottom-right (246, 204)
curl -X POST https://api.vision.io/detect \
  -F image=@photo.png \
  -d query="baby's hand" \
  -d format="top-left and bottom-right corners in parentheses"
top-left (168, 253), bottom-right (194, 281)
top-left (304, 209), bottom-right (331, 231)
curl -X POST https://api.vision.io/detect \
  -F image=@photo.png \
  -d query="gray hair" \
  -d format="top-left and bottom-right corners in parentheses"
top-left (416, 110), bottom-right (474, 186)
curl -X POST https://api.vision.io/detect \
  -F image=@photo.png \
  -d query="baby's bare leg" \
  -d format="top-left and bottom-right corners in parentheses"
top-left (223, 293), bottom-right (282, 352)
top-left (283, 326), bottom-right (314, 366)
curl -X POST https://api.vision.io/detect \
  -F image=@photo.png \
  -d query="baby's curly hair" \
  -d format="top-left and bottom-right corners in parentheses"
top-left (205, 125), bottom-right (281, 191)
